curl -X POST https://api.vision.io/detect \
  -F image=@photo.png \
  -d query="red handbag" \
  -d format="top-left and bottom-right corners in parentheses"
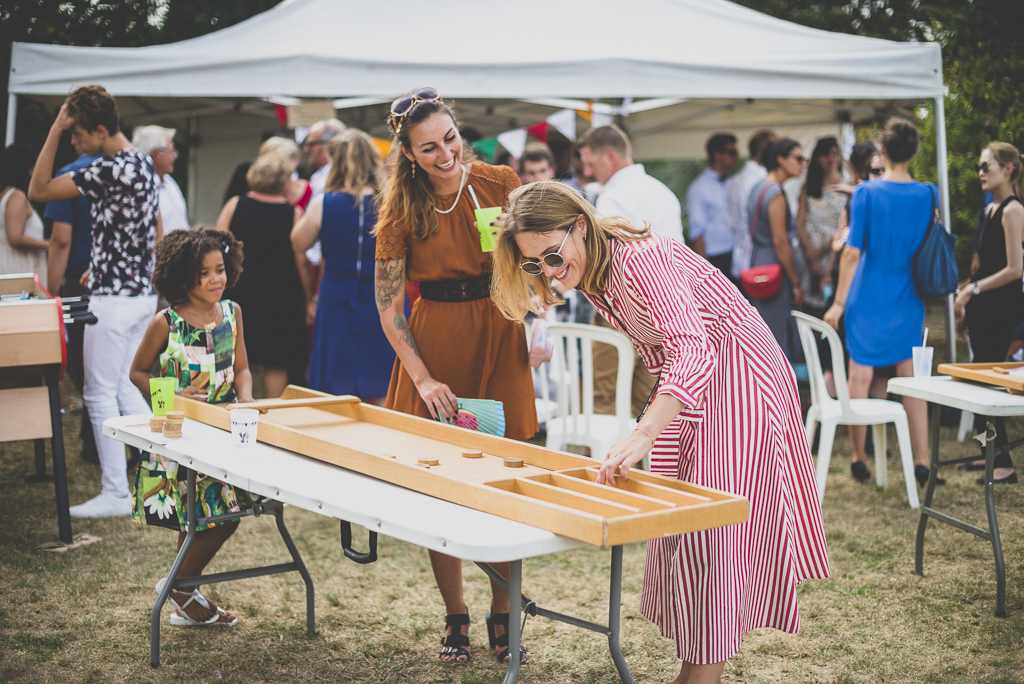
top-left (739, 183), bottom-right (784, 300)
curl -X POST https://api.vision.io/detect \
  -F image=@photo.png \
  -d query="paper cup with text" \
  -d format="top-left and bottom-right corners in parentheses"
top-left (912, 346), bottom-right (934, 378)
top-left (230, 408), bottom-right (259, 447)
top-left (475, 206), bottom-right (502, 252)
top-left (149, 377), bottom-right (176, 416)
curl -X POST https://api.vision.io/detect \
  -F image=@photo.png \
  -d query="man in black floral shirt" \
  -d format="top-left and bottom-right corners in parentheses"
top-left (30, 85), bottom-right (163, 518)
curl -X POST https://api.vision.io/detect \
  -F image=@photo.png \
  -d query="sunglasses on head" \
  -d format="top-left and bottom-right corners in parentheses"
top-left (390, 87), bottom-right (440, 135)
top-left (519, 220), bottom-right (578, 275)
top-left (869, 166), bottom-right (884, 176)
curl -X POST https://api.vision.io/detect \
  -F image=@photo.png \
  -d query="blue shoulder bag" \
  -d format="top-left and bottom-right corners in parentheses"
top-left (912, 183), bottom-right (958, 300)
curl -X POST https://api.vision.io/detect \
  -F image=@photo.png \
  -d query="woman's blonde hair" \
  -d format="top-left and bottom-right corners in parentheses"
top-left (491, 181), bottom-right (649, 321)
top-left (245, 153), bottom-right (291, 195)
top-left (324, 129), bottom-right (383, 195)
top-left (374, 94), bottom-right (476, 242)
top-left (258, 136), bottom-right (301, 165)
top-left (985, 142), bottom-right (1024, 198)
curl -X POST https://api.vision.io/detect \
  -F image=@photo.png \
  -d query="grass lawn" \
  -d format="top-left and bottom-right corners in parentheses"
top-left (2, 374), bottom-right (1023, 682)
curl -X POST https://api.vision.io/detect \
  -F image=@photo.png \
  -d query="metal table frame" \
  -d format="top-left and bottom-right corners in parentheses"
top-left (888, 376), bottom-right (1024, 617)
top-left (105, 416), bottom-right (635, 682)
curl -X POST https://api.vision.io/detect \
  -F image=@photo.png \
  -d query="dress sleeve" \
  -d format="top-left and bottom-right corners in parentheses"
top-left (847, 184), bottom-right (868, 251)
top-left (374, 216), bottom-right (411, 261)
top-left (622, 244), bottom-right (716, 421)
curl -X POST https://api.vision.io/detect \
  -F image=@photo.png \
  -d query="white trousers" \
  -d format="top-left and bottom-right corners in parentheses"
top-left (83, 294), bottom-right (157, 497)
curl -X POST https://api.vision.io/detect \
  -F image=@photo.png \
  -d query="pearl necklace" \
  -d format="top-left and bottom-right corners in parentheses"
top-left (433, 164), bottom-right (468, 215)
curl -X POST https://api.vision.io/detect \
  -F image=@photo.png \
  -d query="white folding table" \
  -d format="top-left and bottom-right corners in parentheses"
top-left (888, 376), bottom-right (1024, 616)
top-left (104, 415), bottom-right (639, 683)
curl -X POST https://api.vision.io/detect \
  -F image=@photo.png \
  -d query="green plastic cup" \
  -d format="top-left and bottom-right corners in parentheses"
top-left (149, 377), bottom-right (177, 416)
top-left (474, 206), bottom-right (502, 253)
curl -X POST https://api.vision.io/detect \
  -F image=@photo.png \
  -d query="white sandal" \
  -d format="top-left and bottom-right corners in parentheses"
top-left (155, 577), bottom-right (238, 627)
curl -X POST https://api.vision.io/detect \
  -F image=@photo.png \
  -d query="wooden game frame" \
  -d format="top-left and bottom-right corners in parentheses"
top-left (937, 362), bottom-right (1024, 395)
top-left (180, 386), bottom-right (749, 546)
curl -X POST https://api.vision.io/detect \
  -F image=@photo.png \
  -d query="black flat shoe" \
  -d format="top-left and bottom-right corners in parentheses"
top-left (915, 464), bottom-right (946, 487)
top-left (851, 461), bottom-right (871, 483)
top-left (976, 471), bottom-right (1018, 485)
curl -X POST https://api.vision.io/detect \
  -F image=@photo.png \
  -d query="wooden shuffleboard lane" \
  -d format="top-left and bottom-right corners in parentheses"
top-left (179, 386), bottom-right (749, 546)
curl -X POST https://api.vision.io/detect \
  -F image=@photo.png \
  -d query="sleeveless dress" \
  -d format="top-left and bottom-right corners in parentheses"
top-left (132, 302), bottom-right (252, 531)
top-left (0, 188), bottom-right (47, 282)
top-left (801, 188), bottom-right (846, 310)
top-left (308, 192), bottom-right (395, 398)
top-left (374, 163), bottom-right (538, 439)
top-left (585, 234), bottom-right (830, 664)
top-left (224, 195), bottom-right (307, 376)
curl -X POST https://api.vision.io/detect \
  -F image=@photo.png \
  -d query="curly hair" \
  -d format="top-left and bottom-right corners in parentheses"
top-left (65, 85), bottom-right (119, 134)
top-left (151, 227), bottom-right (244, 306)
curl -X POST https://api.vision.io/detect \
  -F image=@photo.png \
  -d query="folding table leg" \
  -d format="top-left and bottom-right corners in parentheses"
top-left (273, 506), bottom-right (316, 633)
top-left (607, 546), bottom-right (634, 684)
top-left (981, 427), bottom-right (1006, 617)
top-left (915, 403), bottom-right (942, 576)
top-left (151, 467), bottom-right (198, 668)
top-left (502, 560), bottom-right (522, 684)
top-left (47, 367), bottom-right (72, 545)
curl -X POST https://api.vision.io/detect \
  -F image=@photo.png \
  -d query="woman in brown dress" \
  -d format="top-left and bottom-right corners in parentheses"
top-left (374, 88), bottom-right (537, 664)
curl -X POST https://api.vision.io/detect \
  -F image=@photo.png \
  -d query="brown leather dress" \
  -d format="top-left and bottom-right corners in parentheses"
top-left (374, 163), bottom-right (538, 439)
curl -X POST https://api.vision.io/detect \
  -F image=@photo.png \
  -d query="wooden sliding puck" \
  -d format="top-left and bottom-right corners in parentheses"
top-left (461, 449), bottom-right (483, 459)
top-left (417, 458), bottom-right (439, 466)
top-left (149, 416), bottom-right (165, 432)
top-left (503, 458), bottom-right (524, 468)
top-left (414, 463), bottom-right (430, 469)
top-left (163, 411), bottom-right (185, 423)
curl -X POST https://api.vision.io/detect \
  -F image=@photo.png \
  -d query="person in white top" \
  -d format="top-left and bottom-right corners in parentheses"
top-left (134, 125), bottom-right (189, 233)
top-left (687, 133), bottom-right (739, 277)
top-left (578, 125), bottom-right (684, 245)
top-left (728, 130), bottom-right (777, 279)
top-left (0, 143), bottom-right (49, 281)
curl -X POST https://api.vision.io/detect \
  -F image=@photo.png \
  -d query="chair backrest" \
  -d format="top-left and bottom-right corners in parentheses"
top-left (791, 311), bottom-right (853, 414)
top-left (546, 322), bottom-right (635, 448)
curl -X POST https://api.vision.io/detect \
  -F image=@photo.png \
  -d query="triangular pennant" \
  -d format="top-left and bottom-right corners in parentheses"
top-left (496, 128), bottom-right (528, 160)
top-left (474, 137), bottom-right (499, 162)
top-left (591, 112), bottom-right (613, 128)
top-left (546, 109), bottom-right (577, 142)
top-left (576, 109), bottom-right (591, 123)
top-left (272, 104), bottom-right (288, 128)
top-left (526, 121), bottom-right (548, 144)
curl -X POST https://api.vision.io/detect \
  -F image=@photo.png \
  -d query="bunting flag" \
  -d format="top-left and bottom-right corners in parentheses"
top-left (272, 104), bottom-right (288, 128)
top-left (526, 121), bottom-right (548, 144)
top-left (546, 109), bottom-right (577, 142)
top-left (496, 128), bottom-right (529, 160)
top-left (591, 112), bottom-right (613, 128)
top-left (372, 137), bottom-right (393, 159)
top-left (474, 137), bottom-right (499, 161)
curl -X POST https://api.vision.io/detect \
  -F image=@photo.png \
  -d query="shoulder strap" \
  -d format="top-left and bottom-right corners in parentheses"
top-left (749, 182), bottom-right (777, 240)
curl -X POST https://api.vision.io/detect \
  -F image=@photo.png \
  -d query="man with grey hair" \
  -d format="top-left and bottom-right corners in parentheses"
top-left (304, 118), bottom-right (347, 196)
top-left (133, 125), bottom-right (189, 233)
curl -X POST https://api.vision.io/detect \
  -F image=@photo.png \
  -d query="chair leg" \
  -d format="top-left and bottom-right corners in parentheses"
top-left (893, 413), bottom-right (920, 509)
top-left (815, 420), bottom-right (837, 505)
top-left (805, 413), bottom-right (819, 453)
top-left (872, 424), bottom-right (888, 489)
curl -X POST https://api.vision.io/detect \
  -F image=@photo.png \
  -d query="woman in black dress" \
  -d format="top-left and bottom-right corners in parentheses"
top-left (216, 153), bottom-right (311, 397)
top-left (955, 142), bottom-right (1024, 484)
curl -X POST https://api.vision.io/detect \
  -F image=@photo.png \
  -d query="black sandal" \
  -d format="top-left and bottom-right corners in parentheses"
top-left (438, 612), bottom-right (471, 663)
top-left (485, 611), bottom-right (528, 664)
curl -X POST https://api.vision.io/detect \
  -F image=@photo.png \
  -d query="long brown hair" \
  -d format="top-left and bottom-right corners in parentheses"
top-left (985, 141), bottom-right (1024, 199)
top-left (324, 129), bottom-right (383, 195)
top-left (491, 181), bottom-right (650, 321)
top-left (374, 93), bottom-right (476, 241)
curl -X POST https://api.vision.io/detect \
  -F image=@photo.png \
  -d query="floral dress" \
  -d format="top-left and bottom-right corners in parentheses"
top-left (132, 301), bottom-right (252, 531)
top-left (801, 188), bottom-right (846, 310)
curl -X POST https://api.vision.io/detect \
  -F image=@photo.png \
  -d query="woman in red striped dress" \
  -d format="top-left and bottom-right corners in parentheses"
top-left (491, 182), bottom-right (830, 683)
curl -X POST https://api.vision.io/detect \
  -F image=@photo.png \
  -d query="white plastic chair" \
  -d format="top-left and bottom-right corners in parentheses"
top-left (544, 322), bottom-right (642, 466)
top-left (792, 311), bottom-right (920, 509)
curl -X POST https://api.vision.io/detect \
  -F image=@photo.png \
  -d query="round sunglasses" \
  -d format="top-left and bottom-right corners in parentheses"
top-left (519, 221), bottom-right (577, 275)
top-left (390, 87), bottom-right (440, 134)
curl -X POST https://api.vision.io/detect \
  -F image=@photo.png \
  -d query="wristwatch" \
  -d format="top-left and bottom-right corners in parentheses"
top-left (972, 281), bottom-right (981, 296)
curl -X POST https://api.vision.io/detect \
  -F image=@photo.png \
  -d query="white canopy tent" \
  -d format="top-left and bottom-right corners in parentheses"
top-left (7, 0), bottom-right (954, 354)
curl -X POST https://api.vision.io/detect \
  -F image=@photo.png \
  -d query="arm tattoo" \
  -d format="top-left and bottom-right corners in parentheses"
top-left (375, 258), bottom-right (405, 313)
top-left (394, 314), bottom-right (421, 359)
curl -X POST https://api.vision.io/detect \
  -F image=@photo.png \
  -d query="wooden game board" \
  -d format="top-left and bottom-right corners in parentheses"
top-left (179, 386), bottom-right (749, 546)
top-left (938, 362), bottom-right (1024, 395)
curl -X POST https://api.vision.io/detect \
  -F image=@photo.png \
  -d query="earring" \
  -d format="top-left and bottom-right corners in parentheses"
top-left (411, 162), bottom-right (416, 179)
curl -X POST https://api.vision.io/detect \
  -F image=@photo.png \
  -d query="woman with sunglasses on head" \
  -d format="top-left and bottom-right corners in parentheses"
top-left (746, 138), bottom-right (807, 363)
top-left (953, 143), bottom-right (1024, 485)
top-left (372, 88), bottom-right (537, 665)
top-left (824, 118), bottom-right (935, 487)
top-left (490, 181), bottom-right (829, 684)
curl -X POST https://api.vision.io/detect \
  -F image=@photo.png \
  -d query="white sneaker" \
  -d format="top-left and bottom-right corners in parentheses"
top-left (69, 492), bottom-right (133, 518)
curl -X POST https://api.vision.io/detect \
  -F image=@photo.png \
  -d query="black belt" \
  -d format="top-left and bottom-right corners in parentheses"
top-left (418, 274), bottom-right (492, 302)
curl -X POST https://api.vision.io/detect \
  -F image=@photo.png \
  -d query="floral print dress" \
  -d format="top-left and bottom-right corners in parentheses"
top-left (132, 301), bottom-right (251, 531)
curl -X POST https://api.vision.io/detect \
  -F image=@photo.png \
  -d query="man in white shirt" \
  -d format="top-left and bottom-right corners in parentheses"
top-left (728, 130), bottom-right (777, 279)
top-left (304, 118), bottom-right (347, 196)
top-left (578, 125), bottom-right (684, 244)
top-left (686, 133), bottom-right (739, 278)
top-left (133, 125), bottom-right (189, 233)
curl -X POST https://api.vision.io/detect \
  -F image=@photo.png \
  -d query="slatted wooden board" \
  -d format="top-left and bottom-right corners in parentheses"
top-left (180, 386), bottom-right (749, 546)
top-left (938, 362), bottom-right (1024, 395)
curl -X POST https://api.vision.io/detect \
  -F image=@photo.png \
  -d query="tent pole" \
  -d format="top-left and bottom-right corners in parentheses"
top-left (6, 94), bottom-right (16, 147)
top-left (187, 115), bottom-right (198, 225)
top-left (934, 96), bottom-right (956, 364)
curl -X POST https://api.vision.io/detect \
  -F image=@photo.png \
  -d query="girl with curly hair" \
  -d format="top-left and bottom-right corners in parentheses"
top-left (128, 227), bottom-right (256, 627)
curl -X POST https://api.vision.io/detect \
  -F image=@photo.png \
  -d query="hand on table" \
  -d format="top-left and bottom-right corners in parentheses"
top-left (416, 377), bottom-right (458, 421)
top-left (177, 386), bottom-right (209, 401)
top-left (596, 431), bottom-right (653, 485)
top-left (234, 394), bottom-right (268, 414)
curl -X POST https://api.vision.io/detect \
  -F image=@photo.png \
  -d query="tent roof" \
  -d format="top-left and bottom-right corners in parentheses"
top-left (10, 0), bottom-right (942, 100)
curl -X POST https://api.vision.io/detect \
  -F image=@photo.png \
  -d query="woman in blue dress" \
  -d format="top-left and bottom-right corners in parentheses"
top-left (824, 118), bottom-right (935, 487)
top-left (292, 130), bottom-right (395, 401)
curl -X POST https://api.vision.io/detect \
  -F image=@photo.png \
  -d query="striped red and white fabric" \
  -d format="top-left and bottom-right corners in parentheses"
top-left (585, 233), bottom-right (830, 665)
